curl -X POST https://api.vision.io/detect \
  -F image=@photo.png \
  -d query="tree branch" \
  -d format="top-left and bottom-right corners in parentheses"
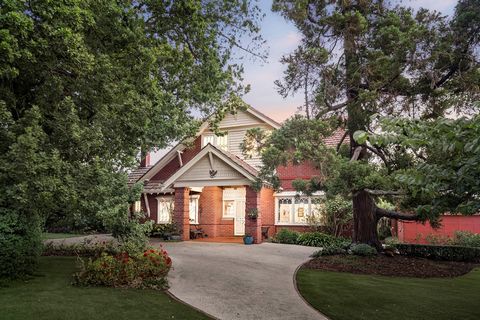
top-left (375, 207), bottom-right (419, 221)
top-left (350, 146), bottom-right (363, 161)
top-left (365, 189), bottom-right (405, 196)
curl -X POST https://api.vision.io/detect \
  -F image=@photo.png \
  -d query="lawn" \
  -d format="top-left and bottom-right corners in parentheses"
top-left (42, 233), bottom-right (85, 240)
top-left (297, 267), bottom-right (480, 320)
top-left (0, 257), bottom-right (210, 320)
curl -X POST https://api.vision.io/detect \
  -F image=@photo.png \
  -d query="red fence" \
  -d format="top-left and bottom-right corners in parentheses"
top-left (396, 215), bottom-right (480, 244)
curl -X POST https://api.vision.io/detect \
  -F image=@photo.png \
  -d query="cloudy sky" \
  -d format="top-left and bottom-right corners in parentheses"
top-left (242, 0), bottom-right (458, 122)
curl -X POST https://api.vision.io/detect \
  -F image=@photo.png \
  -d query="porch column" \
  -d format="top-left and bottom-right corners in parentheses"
top-left (174, 187), bottom-right (190, 241)
top-left (245, 186), bottom-right (262, 244)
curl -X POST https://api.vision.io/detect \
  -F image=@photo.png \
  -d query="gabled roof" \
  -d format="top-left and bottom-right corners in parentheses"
top-left (134, 105), bottom-right (277, 183)
top-left (159, 143), bottom-right (258, 191)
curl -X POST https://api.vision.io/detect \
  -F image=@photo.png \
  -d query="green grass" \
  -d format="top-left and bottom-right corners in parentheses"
top-left (42, 233), bottom-right (84, 240)
top-left (297, 268), bottom-right (480, 320)
top-left (0, 257), bottom-right (210, 320)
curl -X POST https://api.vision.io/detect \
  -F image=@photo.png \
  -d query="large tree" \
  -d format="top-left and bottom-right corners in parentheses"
top-left (0, 0), bottom-right (263, 278)
top-left (265, 0), bottom-right (480, 247)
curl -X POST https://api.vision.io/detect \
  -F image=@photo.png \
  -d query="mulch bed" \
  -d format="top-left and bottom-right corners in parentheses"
top-left (303, 254), bottom-right (480, 278)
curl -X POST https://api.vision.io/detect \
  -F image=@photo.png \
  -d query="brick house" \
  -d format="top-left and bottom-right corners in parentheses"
top-left (128, 107), bottom-right (345, 243)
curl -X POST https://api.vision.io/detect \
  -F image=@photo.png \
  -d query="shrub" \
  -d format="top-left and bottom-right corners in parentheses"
top-left (149, 223), bottom-right (179, 239)
top-left (297, 232), bottom-right (349, 247)
top-left (311, 196), bottom-right (352, 237)
top-left (73, 248), bottom-right (172, 290)
top-left (384, 236), bottom-right (400, 245)
top-left (42, 238), bottom-right (120, 257)
top-left (395, 243), bottom-right (480, 262)
top-left (0, 213), bottom-right (43, 279)
top-left (110, 211), bottom-right (153, 254)
top-left (350, 244), bottom-right (377, 256)
top-left (453, 231), bottom-right (480, 248)
top-left (425, 233), bottom-right (453, 245)
top-left (311, 242), bottom-right (350, 257)
top-left (272, 229), bottom-right (299, 244)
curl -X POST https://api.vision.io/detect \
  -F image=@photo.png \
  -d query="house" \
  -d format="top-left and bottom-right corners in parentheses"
top-left (128, 106), bottom-right (345, 243)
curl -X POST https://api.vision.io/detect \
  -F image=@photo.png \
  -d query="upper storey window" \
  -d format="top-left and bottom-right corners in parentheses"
top-left (202, 133), bottom-right (228, 151)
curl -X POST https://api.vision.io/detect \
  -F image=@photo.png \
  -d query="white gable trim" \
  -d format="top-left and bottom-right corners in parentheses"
top-left (160, 144), bottom-right (257, 191)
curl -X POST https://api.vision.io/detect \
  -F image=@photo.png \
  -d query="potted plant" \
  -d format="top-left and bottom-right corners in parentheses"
top-left (243, 233), bottom-right (254, 245)
top-left (247, 208), bottom-right (259, 219)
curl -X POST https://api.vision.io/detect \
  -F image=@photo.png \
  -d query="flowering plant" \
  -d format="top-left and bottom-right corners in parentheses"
top-left (74, 246), bottom-right (172, 290)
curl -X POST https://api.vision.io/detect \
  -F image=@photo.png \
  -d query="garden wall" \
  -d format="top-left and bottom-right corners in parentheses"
top-left (396, 215), bottom-right (480, 244)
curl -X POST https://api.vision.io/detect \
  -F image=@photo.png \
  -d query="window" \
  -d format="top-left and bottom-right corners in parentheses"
top-left (202, 133), bottom-right (228, 151)
top-left (223, 200), bottom-right (236, 218)
top-left (134, 200), bottom-right (141, 212)
top-left (278, 198), bottom-right (292, 223)
top-left (156, 197), bottom-right (174, 224)
top-left (275, 193), bottom-right (325, 225)
top-left (189, 196), bottom-right (199, 224)
top-left (222, 187), bottom-right (246, 218)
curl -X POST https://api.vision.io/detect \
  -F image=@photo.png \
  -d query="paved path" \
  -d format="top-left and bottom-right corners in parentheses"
top-left (156, 241), bottom-right (327, 320)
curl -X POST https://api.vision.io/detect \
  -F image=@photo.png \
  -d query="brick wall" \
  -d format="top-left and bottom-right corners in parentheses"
top-left (258, 187), bottom-right (275, 238)
top-left (277, 160), bottom-right (321, 190)
top-left (151, 137), bottom-right (202, 181)
top-left (173, 187), bottom-right (190, 240)
top-left (396, 215), bottom-right (480, 244)
top-left (197, 186), bottom-right (234, 238)
top-left (142, 194), bottom-right (159, 223)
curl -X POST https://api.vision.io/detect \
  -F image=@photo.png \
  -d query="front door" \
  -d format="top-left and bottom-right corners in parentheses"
top-left (234, 199), bottom-right (245, 236)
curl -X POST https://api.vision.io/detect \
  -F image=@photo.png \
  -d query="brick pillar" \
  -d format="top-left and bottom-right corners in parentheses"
top-left (174, 187), bottom-right (190, 241)
top-left (245, 186), bottom-right (262, 244)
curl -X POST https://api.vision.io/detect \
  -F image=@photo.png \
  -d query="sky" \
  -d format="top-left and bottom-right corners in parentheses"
top-left (151, 0), bottom-right (458, 163)
top-left (241, 0), bottom-right (458, 123)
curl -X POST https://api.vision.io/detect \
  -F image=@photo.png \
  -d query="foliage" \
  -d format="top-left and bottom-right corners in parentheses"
top-left (272, 228), bottom-right (299, 244)
top-left (74, 248), bottom-right (172, 290)
top-left (311, 242), bottom-right (350, 257)
top-left (149, 223), bottom-right (179, 239)
top-left (395, 243), bottom-right (480, 262)
top-left (453, 231), bottom-right (480, 248)
top-left (110, 211), bottom-right (153, 254)
top-left (319, 196), bottom-right (353, 237)
top-left (350, 244), bottom-right (378, 257)
top-left (0, 0), bottom-right (263, 278)
top-left (42, 238), bottom-right (120, 257)
top-left (0, 214), bottom-right (43, 278)
top-left (384, 237), bottom-right (401, 246)
top-left (297, 232), bottom-right (348, 248)
top-left (247, 208), bottom-right (259, 219)
top-left (265, 0), bottom-right (480, 247)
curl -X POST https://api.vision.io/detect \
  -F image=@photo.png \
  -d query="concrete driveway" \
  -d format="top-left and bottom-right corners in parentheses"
top-left (156, 241), bottom-right (327, 320)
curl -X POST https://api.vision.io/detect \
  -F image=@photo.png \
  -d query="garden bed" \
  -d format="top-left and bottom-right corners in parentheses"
top-left (303, 254), bottom-right (479, 278)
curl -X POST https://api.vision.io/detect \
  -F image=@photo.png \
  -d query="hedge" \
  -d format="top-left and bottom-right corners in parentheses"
top-left (395, 243), bottom-right (480, 262)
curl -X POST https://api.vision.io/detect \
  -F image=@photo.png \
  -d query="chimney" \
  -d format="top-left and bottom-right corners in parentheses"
top-left (140, 150), bottom-right (150, 167)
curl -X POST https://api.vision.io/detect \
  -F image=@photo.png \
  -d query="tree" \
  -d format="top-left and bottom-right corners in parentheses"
top-left (267, 0), bottom-right (480, 247)
top-left (0, 0), bottom-right (263, 278)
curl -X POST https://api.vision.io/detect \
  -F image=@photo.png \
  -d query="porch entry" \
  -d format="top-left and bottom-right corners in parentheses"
top-left (223, 187), bottom-right (246, 236)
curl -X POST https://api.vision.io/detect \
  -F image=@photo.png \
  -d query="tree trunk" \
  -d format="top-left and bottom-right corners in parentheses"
top-left (352, 190), bottom-right (381, 250)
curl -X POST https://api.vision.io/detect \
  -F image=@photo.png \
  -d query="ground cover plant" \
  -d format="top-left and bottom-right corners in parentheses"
top-left (0, 256), bottom-right (209, 320)
top-left (296, 267), bottom-right (480, 320)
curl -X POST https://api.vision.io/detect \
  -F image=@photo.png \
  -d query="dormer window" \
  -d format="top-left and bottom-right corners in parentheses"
top-left (202, 133), bottom-right (228, 151)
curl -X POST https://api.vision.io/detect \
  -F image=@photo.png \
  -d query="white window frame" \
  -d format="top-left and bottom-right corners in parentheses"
top-left (189, 195), bottom-right (200, 224)
top-left (134, 200), bottom-right (141, 212)
top-left (274, 191), bottom-right (325, 225)
top-left (222, 187), bottom-right (246, 219)
top-left (202, 132), bottom-right (229, 151)
top-left (156, 196), bottom-right (174, 224)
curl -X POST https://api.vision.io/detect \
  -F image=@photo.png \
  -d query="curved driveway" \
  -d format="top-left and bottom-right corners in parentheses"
top-left (157, 241), bottom-right (327, 320)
